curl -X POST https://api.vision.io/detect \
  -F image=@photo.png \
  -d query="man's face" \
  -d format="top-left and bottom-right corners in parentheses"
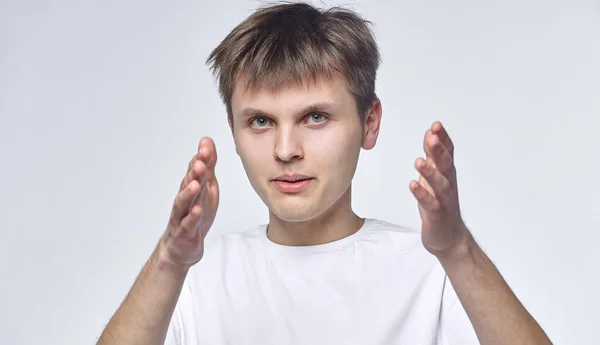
top-left (229, 74), bottom-right (376, 222)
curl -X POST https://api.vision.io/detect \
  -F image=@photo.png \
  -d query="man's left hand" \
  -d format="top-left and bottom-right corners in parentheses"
top-left (409, 121), bottom-right (471, 258)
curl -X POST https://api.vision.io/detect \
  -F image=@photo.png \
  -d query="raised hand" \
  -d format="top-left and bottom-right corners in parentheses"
top-left (409, 121), bottom-right (470, 257)
top-left (160, 137), bottom-right (220, 268)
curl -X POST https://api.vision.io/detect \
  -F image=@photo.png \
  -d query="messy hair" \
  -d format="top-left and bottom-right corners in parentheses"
top-left (206, 2), bottom-right (381, 127)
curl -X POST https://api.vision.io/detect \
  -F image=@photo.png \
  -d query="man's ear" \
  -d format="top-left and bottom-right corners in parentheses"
top-left (361, 98), bottom-right (382, 150)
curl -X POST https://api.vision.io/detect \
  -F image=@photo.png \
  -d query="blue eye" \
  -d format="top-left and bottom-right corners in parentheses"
top-left (307, 113), bottom-right (326, 123)
top-left (250, 117), bottom-right (269, 128)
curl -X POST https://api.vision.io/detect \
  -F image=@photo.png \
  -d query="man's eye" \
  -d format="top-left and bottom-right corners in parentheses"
top-left (250, 117), bottom-right (270, 128)
top-left (307, 113), bottom-right (326, 124)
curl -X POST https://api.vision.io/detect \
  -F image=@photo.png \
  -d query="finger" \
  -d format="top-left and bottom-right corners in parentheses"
top-left (199, 137), bottom-right (218, 170)
top-left (187, 150), bottom-right (202, 172)
top-left (180, 152), bottom-right (202, 191)
top-left (431, 121), bottom-right (454, 158)
top-left (424, 132), bottom-right (455, 178)
top-left (423, 129), bottom-right (437, 164)
top-left (179, 137), bottom-right (214, 188)
top-left (170, 178), bottom-right (200, 225)
top-left (174, 160), bottom-right (208, 221)
top-left (409, 179), bottom-right (441, 214)
top-left (180, 156), bottom-right (207, 192)
top-left (197, 140), bottom-right (218, 186)
top-left (188, 137), bottom-right (213, 172)
top-left (190, 171), bottom-right (209, 212)
top-left (179, 204), bottom-right (203, 239)
top-left (415, 157), bottom-right (454, 206)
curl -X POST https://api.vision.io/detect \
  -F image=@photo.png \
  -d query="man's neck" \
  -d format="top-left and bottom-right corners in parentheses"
top-left (266, 189), bottom-right (365, 247)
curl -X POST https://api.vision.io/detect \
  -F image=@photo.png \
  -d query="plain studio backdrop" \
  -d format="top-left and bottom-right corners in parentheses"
top-left (1, 0), bottom-right (599, 344)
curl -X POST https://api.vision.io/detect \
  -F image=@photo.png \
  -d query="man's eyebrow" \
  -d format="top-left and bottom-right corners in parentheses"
top-left (238, 102), bottom-right (337, 119)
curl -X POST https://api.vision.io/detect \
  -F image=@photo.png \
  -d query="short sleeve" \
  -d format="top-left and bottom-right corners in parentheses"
top-left (164, 310), bottom-right (181, 345)
top-left (439, 274), bottom-right (480, 345)
top-left (164, 279), bottom-right (196, 345)
top-left (164, 289), bottom-right (184, 345)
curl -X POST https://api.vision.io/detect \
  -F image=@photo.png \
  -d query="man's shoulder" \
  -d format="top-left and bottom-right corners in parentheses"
top-left (195, 223), bottom-right (268, 268)
top-left (203, 222), bottom-right (267, 249)
top-left (362, 218), bottom-right (426, 253)
top-left (367, 218), bottom-right (421, 236)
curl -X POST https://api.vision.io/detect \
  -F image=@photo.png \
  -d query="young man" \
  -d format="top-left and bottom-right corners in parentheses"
top-left (97, 3), bottom-right (552, 345)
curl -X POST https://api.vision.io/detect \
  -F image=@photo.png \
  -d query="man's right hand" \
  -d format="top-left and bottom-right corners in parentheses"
top-left (159, 137), bottom-right (220, 269)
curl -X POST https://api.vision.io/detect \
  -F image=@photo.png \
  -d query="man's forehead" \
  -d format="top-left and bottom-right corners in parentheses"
top-left (231, 74), bottom-right (350, 114)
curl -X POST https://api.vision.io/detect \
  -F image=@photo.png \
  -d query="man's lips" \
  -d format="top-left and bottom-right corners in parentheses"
top-left (273, 174), bottom-right (313, 182)
top-left (272, 178), bottom-right (314, 193)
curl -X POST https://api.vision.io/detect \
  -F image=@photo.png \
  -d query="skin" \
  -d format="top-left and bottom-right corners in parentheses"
top-left (228, 74), bottom-right (381, 246)
top-left (96, 138), bottom-right (220, 345)
top-left (226, 72), bottom-right (553, 344)
top-left (410, 122), bottom-right (553, 344)
top-left (96, 72), bottom-right (553, 345)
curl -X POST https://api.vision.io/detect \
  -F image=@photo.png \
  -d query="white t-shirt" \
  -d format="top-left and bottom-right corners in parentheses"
top-left (165, 218), bottom-right (480, 345)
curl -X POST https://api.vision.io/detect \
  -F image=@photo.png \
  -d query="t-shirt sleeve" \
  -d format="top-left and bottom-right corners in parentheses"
top-left (439, 274), bottom-right (480, 345)
top-left (164, 310), bottom-right (181, 345)
top-left (163, 279), bottom-right (197, 345)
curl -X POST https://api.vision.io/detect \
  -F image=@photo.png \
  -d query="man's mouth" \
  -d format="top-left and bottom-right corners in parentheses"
top-left (273, 174), bottom-right (313, 182)
top-left (276, 178), bottom-right (311, 182)
top-left (273, 178), bottom-right (314, 193)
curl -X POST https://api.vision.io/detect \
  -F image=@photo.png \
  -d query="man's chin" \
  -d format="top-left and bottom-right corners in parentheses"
top-left (270, 205), bottom-right (320, 223)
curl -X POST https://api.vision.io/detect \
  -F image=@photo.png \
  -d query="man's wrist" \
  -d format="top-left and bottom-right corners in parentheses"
top-left (152, 241), bottom-right (191, 279)
top-left (435, 225), bottom-right (478, 269)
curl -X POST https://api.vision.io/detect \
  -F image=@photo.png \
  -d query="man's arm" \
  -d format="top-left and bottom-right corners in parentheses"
top-left (409, 121), bottom-right (552, 345)
top-left (438, 228), bottom-right (552, 345)
top-left (96, 243), bottom-right (188, 345)
top-left (96, 137), bottom-right (220, 345)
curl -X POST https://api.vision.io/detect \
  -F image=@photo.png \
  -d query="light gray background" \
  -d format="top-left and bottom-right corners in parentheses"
top-left (1, 0), bottom-right (598, 344)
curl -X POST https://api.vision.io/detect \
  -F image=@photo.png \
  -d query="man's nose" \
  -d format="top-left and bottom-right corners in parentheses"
top-left (273, 127), bottom-right (304, 162)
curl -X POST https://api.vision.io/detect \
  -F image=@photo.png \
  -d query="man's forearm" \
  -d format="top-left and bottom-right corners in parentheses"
top-left (438, 228), bottom-right (552, 345)
top-left (96, 242), bottom-right (189, 345)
